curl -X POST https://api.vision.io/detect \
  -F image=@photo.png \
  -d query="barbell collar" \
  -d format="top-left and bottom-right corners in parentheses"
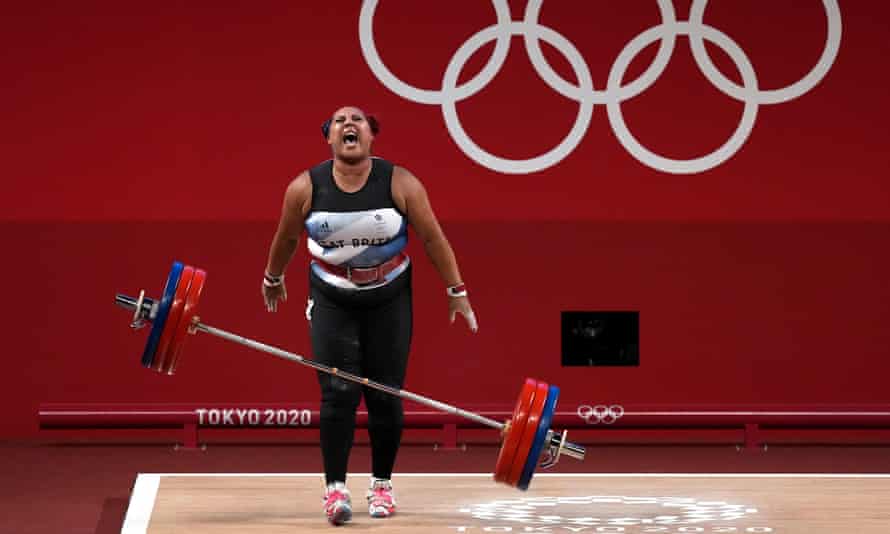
top-left (116, 293), bottom-right (156, 322)
top-left (548, 429), bottom-right (585, 462)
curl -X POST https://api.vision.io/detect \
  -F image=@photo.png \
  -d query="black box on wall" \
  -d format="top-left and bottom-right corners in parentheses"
top-left (561, 311), bottom-right (639, 366)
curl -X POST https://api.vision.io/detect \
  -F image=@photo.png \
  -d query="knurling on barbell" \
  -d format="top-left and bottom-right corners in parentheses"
top-left (115, 260), bottom-right (586, 490)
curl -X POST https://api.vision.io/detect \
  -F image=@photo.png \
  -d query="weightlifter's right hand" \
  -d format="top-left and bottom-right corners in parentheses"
top-left (262, 273), bottom-right (287, 312)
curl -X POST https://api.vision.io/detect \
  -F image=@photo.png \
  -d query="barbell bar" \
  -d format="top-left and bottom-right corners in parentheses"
top-left (115, 261), bottom-right (586, 489)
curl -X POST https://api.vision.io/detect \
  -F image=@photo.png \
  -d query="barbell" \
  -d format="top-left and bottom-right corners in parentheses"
top-left (115, 261), bottom-right (586, 490)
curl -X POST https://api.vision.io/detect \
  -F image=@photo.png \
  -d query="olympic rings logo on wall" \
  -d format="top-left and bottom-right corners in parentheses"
top-left (359, 0), bottom-right (842, 175)
top-left (577, 404), bottom-right (625, 425)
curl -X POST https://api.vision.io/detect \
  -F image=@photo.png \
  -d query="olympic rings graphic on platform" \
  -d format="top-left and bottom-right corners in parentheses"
top-left (359, 0), bottom-right (842, 174)
top-left (460, 495), bottom-right (759, 526)
top-left (577, 404), bottom-right (625, 425)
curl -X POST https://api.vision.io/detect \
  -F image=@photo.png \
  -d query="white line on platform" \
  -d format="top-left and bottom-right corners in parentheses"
top-left (121, 473), bottom-right (161, 534)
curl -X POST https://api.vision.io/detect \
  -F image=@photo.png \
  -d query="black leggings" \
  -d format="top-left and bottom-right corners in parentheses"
top-left (308, 268), bottom-right (412, 485)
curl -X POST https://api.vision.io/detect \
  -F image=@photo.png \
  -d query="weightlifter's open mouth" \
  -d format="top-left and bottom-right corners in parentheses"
top-left (342, 129), bottom-right (359, 147)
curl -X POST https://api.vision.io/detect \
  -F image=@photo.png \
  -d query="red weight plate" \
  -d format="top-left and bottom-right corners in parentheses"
top-left (508, 380), bottom-right (550, 486)
top-left (165, 268), bottom-right (206, 375)
top-left (494, 378), bottom-right (537, 485)
top-left (153, 266), bottom-right (194, 373)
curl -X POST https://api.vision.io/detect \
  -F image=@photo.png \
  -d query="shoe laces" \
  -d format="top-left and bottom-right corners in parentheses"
top-left (367, 479), bottom-right (395, 506)
top-left (324, 482), bottom-right (351, 507)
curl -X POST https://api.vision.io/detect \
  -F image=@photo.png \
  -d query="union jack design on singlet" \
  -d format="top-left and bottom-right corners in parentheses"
top-left (304, 158), bottom-right (409, 289)
top-left (305, 208), bottom-right (407, 266)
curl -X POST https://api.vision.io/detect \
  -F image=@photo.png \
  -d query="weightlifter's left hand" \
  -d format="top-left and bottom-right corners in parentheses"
top-left (449, 296), bottom-right (478, 333)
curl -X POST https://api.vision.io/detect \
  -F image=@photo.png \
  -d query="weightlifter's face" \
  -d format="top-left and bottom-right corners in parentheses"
top-left (328, 106), bottom-right (374, 163)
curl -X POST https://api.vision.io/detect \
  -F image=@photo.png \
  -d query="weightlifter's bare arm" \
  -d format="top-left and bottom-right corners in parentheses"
top-left (262, 172), bottom-right (312, 311)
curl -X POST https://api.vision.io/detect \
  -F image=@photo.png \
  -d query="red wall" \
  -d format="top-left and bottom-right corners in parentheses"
top-left (3, 1), bottom-right (889, 437)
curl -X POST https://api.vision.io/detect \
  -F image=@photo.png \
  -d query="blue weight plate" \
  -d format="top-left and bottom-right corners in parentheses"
top-left (517, 384), bottom-right (559, 490)
top-left (141, 261), bottom-right (184, 368)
